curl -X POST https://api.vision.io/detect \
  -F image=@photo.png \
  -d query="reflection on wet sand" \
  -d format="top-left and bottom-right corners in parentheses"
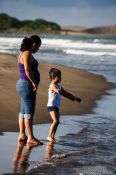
top-left (44, 141), bottom-right (54, 160)
top-left (12, 140), bottom-right (55, 173)
top-left (12, 141), bottom-right (37, 174)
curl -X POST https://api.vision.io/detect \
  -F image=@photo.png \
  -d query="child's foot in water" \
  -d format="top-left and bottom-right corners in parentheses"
top-left (47, 136), bottom-right (55, 142)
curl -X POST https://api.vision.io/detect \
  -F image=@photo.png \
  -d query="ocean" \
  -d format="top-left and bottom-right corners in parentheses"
top-left (0, 34), bottom-right (116, 175)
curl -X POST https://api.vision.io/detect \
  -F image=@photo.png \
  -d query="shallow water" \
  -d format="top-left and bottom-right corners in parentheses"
top-left (25, 89), bottom-right (116, 175)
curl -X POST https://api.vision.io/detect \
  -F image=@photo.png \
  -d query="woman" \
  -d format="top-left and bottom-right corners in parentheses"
top-left (16, 35), bottom-right (43, 146)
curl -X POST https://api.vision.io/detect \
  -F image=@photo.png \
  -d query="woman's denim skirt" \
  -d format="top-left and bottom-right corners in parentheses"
top-left (16, 79), bottom-right (36, 120)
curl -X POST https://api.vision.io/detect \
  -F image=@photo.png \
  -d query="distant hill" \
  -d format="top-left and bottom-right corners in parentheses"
top-left (83, 25), bottom-right (116, 35)
top-left (61, 26), bottom-right (86, 32)
top-left (0, 13), bottom-right (61, 34)
top-left (61, 26), bottom-right (88, 35)
top-left (61, 25), bottom-right (116, 36)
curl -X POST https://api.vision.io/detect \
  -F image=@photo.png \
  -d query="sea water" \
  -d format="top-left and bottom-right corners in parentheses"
top-left (0, 34), bottom-right (116, 83)
top-left (0, 35), bottom-right (116, 175)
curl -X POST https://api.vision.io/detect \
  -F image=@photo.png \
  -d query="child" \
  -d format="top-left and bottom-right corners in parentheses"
top-left (47, 68), bottom-right (81, 142)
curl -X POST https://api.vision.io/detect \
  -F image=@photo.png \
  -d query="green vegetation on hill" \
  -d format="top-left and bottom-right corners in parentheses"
top-left (0, 13), bottom-right (61, 34)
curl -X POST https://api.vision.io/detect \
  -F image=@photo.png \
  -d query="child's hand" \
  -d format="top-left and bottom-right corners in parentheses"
top-left (75, 97), bottom-right (81, 103)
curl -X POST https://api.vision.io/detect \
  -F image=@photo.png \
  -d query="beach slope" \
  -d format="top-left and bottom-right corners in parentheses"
top-left (0, 53), bottom-right (113, 132)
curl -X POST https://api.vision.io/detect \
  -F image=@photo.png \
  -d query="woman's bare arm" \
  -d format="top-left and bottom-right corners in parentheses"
top-left (23, 51), bottom-right (37, 91)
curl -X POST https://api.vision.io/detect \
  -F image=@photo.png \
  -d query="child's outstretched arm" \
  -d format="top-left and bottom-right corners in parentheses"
top-left (60, 87), bottom-right (81, 103)
top-left (50, 85), bottom-right (81, 103)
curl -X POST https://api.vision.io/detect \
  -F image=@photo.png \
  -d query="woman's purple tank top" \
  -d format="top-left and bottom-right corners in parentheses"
top-left (18, 55), bottom-right (40, 85)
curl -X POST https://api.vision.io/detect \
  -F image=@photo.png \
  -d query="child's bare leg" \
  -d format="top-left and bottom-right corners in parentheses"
top-left (45, 141), bottom-right (54, 160)
top-left (51, 111), bottom-right (59, 139)
top-left (18, 118), bottom-right (27, 141)
top-left (47, 111), bottom-right (59, 142)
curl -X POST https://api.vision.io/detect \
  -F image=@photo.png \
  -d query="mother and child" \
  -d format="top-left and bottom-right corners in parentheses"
top-left (16, 35), bottom-right (81, 146)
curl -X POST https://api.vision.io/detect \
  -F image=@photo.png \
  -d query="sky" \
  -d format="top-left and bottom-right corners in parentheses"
top-left (0, 0), bottom-right (116, 27)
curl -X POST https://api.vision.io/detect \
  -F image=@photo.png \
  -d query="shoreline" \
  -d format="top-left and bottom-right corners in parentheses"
top-left (0, 53), bottom-right (113, 132)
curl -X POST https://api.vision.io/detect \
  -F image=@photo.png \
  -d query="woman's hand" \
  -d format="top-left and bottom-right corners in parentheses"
top-left (32, 82), bottom-right (38, 91)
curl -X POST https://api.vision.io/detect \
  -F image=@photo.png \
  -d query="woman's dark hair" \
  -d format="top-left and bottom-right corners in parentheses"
top-left (49, 68), bottom-right (61, 80)
top-left (20, 35), bottom-right (41, 51)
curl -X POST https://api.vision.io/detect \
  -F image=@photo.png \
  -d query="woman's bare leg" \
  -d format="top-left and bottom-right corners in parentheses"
top-left (25, 119), bottom-right (43, 145)
top-left (18, 118), bottom-right (27, 141)
top-left (24, 119), bottom-right (33, 140)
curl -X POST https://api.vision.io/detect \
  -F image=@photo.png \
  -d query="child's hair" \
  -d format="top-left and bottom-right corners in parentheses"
top-left (49, 68), bottom-right (61, 80)
top-left (20, 35), bottom-right (41, 51)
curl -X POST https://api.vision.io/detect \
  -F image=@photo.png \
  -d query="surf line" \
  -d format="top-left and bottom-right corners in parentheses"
top-left (51, 145), bottom-right (97, 160)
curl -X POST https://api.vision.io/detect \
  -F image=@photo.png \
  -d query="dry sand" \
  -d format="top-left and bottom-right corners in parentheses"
top-left (0, 53), bottom-right (113, 132)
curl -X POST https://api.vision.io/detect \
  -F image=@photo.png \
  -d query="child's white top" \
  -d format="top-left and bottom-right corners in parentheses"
top-left (47, 83), bottom-right (62, 107)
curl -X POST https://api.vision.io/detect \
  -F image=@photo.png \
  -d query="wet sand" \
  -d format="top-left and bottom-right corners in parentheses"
top-left (0, 53), bottom-right (113, 132)
top-left (0, 115), bottom-right (99, 174)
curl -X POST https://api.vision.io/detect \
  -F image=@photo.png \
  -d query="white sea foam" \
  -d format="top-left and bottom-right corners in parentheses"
top-left (0, 37), bottom-right (116, 54)
top-left (0, 37), bottom-right (21, 47)
top-left (42, 38), bottom-right (116, 50)
top-left (0, 37), bottom-right (21, 54)
top-left (51, 145), bottom-right (97, 160)
top-left (63, 49), bottom-right (116, 56)
top-left (78, 165), bottom-right (112, 175)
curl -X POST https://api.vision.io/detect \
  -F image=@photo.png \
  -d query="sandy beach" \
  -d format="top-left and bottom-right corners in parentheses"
top-left (0, 53), bottom-right (113, 132)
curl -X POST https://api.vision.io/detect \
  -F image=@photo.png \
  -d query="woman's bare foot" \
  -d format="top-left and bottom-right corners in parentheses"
top-left (18, 135), bottom-right (27, 142)
top-left (27, 138), bottom-right (43, 146)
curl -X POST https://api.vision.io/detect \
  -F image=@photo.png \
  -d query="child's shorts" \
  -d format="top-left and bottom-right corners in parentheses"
top-left (47, 106), bottom-right (59, 112)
